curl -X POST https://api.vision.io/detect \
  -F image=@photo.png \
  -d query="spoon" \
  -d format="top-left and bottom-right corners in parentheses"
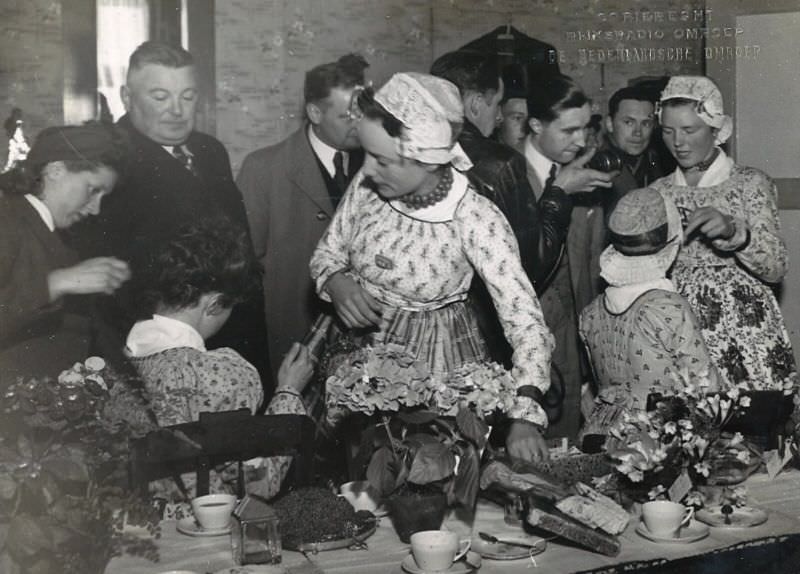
top-left (478, 531), bottom-right (541, 550)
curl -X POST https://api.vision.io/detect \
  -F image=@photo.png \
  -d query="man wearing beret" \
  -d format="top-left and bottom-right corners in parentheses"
top-left (74, 41), bottom-right (269, 382)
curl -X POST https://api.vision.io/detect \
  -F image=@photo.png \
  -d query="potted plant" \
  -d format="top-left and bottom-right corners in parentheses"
top-left (324, 344), bottom-right (525, 542)
top-left (0, 358), bottom-right (160, 574)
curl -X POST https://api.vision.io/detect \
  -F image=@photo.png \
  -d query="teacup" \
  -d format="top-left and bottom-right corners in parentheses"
top-left (191, 493), bottom-right (236, 530)
top-left (410, 530), bottom-right (471, 572)
top-left (641, 500), bottom-right (694, 538)
top-left (340, 480), bottom-right (379, 513)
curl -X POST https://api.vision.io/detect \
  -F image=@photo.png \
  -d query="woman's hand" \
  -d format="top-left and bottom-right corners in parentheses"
top-left (47, 257), bottom-right (131, 301)
top-left (277, 342), bottom-right (314, 394)
top-left (506, 420), bottom-right (550, 462)
top-left (684, 206), bottom-right (736, 242)
top-left (324, 272), bottom-right (382, 328)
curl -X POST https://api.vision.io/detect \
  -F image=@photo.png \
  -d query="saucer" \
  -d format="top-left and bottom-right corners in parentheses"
top-left (635, 520), bottom-right (709, 544)
top-left (176, 517), bottom-right (231, 537)
top-left (471, 534), bottom-right (546, 560)
top-left (696, 505), bottom-right (768, 528)
top-left (401, 551), bottom-right (482, 574)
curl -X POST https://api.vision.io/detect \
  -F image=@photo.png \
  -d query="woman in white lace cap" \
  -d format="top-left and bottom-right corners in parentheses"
top-left (310, 73), bottom-right (554, 461)
top-left (649, 76), bottom-right (797, 392)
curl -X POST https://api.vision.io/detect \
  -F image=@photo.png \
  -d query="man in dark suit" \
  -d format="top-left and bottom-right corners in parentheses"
top-left (237, 54), bottom-right (367, 382)
top-left (522, 74), bottom-right (617, 440)
top-left (75, 41), bottom-right (269, 381)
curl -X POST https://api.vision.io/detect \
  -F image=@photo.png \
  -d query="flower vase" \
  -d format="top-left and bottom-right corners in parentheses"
top-left (724, 390), bottom-right (794, 450)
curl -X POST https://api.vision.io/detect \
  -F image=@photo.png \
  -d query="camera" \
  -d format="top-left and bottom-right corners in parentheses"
top-left (586, 149), bottom-right (623, 173)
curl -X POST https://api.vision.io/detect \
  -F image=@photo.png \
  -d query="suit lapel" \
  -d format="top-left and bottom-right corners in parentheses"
top-left (287, 128), bottom-right (335, 216)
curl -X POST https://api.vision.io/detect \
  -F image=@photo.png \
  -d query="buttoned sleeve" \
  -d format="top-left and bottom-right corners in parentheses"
top-left (455, 191), bottom-right (554, 427)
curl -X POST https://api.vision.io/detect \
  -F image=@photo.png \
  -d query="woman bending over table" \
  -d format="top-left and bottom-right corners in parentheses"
top-left (125, 221), bottom-right (313, 500)
top-left (0, 124), bottom-right (130, 385)
top-left (310, 73), bottom-right (554, 461)
top-left (649, 76), bottom-right (797, 390)
top-left (579, 187), bottom-right (721, 438)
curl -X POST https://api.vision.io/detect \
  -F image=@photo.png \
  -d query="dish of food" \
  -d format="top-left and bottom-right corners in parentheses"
top-left (273, 487), bottom-right (377, 551)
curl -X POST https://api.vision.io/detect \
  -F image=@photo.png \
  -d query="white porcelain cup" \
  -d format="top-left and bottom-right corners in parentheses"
top-left (641, 500), bottom-right (694, 538)
top-left (339, 480), bottom-right (379, 513)
top-left (410, 530), bottom-right (471, 572)
top-left (191, 493), bottom-right (236, 530)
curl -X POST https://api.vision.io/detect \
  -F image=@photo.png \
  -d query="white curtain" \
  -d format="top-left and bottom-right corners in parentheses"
top-left (97, 0), bottom-right (150, 121)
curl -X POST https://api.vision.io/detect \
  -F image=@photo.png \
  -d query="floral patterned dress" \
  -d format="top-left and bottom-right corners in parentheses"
top-left (310, 168), bottom-right (553, 425)
top-left (127, 316), bottom-right (306, 503)
top-left (650, 158), bottom-right (798, 391)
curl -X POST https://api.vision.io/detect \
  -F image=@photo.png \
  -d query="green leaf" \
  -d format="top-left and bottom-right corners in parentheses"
top-left (7, 515), bottom-right (53, 559)
top-left (366, 446), bottom-right (398, 498)
top-left (408, 443), bottom-right (455, 484)
top-left (405, 433), bottom-right (439, 451)
top-left (397, 410), bottom-right (439, 425)
top-left (456, 408), bottom-right (490, 449)
top-left (452, 443), bottom-right (480, 508)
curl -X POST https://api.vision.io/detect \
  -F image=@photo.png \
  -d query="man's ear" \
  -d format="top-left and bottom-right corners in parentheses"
top-left (528, 117), bottom-right (543, 136)
top-left (604, 115), bottom-right (614, 134)
top-left (120, 85), bottom-right (131, 112)
top-left (463, 92), bottom-right (482, 124)
top-left (306, 102), bottom-right (322, 126)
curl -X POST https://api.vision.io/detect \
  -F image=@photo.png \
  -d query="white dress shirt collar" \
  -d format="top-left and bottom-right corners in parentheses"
top-left (524, 136), bottom-right (559, 189)
top-left (308, 125), bottom-right (348, 178)
top-left (24, 194), bottom-right (55, 232)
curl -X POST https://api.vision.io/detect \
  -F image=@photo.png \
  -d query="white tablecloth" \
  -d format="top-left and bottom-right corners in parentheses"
top-left (106, 469), bottom-right (800, 574)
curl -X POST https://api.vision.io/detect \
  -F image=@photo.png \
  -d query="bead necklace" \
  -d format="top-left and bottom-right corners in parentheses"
top-left (400, 168), bottom-right (453, 209)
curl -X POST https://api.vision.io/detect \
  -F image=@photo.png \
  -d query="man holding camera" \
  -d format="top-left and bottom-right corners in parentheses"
top-left (522, 74), bottom-right (616, 439)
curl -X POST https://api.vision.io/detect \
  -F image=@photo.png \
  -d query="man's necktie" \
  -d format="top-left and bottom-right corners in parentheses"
top-left (545, 163), bottom-right (558, 190)
top-left (172, 145), bottom-right (200, 177)
top-left (333, 151), bottom-right (348, 194)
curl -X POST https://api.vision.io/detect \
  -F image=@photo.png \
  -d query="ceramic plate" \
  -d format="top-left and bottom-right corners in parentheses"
top-left (176, 517), bottom-right (231, 537)
top-left (471, 534), bottom-right (546, 560)
top-left (635, 520), bottom-right (709, 544)
top-left (401, 551), bottom-right (482, 574)
top-left (696, 505), bottom-right (768, 528)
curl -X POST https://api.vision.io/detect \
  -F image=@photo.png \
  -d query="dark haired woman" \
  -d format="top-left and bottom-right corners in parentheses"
top-left (650, 76), bottom-right (797, 391)
top-left (0, 124), bottom-right (130, 383)
top-left (125, 221), bottom-right (312, 499)
top-left (310, 73), bottom-right (554, 461)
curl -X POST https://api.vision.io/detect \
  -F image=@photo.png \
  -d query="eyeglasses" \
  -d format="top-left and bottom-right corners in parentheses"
top-left (345, 82), bottom-right (374, 122)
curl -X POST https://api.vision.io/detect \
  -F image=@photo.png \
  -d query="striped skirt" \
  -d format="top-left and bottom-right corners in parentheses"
top-left (369, 300), bottom-right (489, 376)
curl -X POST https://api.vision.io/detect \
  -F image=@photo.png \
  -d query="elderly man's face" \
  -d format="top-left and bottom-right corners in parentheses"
top-left (122, 64), bottom-right (198, 145)
top-left (308, 87), bottom-right (361, 151)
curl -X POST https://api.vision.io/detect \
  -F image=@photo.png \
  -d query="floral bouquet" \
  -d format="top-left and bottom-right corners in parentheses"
top-left (0, 358), bottom-right (159, 574)
top-left (603, 382), bottom-right (760, 505)
top-left (325, 345), bottom-right (519, 508)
